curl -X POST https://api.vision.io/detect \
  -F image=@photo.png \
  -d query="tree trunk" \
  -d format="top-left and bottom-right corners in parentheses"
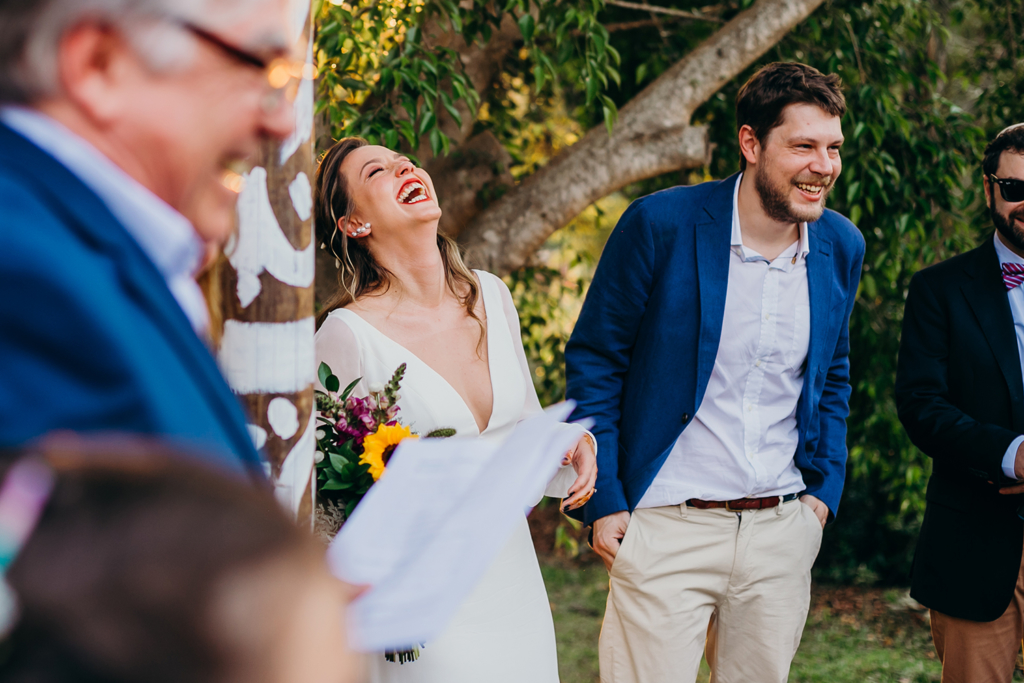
top-left (219, 1), bottom-right (317, 517)
top-left (457, 0), bottom-right (826, 275)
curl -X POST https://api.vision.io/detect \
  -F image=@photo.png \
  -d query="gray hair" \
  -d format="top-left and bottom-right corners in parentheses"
top-left (0, 0), bottom-right (257, 104)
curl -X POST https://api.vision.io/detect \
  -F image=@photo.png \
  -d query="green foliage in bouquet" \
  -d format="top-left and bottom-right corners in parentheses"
top-left (315, 362), bottom-right (409, 521)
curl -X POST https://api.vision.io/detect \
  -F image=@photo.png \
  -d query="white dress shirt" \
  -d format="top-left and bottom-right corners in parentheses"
top-left (0, 106), bottom-right (209, 334)
top-left (992, 232), bottom-right (1024, 479)
top-left (637, 174), bottom-right (810, 508)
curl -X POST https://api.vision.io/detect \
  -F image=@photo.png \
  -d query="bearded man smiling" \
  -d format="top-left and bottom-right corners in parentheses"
top-left (565, 62), bottom-right (864, 683)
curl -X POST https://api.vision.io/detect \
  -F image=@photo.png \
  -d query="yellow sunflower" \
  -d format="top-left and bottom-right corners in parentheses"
top-left (360, 424), bottom-right (417, 481)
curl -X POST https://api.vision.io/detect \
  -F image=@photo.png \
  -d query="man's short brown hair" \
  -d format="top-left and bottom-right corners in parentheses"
top-left (735, 62), bottom-right (846, 170)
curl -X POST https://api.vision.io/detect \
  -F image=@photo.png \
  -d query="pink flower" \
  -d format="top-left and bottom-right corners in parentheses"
top-left (345, 396), bottom-right (377, 432)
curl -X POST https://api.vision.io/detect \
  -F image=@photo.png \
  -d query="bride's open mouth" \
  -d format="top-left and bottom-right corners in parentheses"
top-left (397, 178), bottom-right (429, 205)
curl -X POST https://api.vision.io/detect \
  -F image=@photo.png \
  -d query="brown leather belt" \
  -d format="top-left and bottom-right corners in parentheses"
top-left (686, 492), bottom-right (800, 511)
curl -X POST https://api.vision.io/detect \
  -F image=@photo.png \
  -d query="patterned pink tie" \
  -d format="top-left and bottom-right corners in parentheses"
top-left (1003, 262), bottom-right (1024, 291)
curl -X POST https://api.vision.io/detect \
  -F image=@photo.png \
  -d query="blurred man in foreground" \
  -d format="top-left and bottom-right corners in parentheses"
top-left (0, 436), bottom-right (360, 683)
top-left (0, 0), bottom-right (298, 475)
top-left (897, 124), bottom-right (1024, 682)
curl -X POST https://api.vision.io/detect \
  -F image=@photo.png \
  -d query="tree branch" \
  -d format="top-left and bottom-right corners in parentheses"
top-left (605, 0), bottom-right (726, 23)
top-left (457, 0), bottom-right (827, 275)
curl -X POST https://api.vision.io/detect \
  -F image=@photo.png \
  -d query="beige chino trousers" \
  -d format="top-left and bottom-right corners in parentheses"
top-left (599, 499), bottom-right (824, 683)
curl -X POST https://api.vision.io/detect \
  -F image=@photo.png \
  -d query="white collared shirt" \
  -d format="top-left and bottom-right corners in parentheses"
top-left (637, 174), bottom-right (810, 508)
top-left (0, 106), bottom-right (209, 335)
top-left (992, 233), bottom-right (1024, 479)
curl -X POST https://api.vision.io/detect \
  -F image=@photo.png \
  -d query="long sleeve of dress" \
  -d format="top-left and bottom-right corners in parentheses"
top-left (313, 314), bottom-right (367, 397)
top-left (493, 274), bottom-right (579, 498)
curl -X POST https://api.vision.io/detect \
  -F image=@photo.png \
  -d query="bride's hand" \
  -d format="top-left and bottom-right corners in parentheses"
top-left (561, 434), bottom-right (597, 513)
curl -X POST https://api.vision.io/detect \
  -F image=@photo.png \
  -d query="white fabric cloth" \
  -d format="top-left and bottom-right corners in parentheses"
top-left (992, 232), bottom-right (1024, 479)
top-left (600, 500), bottom-right (823, 683)
top-left (314, 270), bottom-right (574, 683)
top-left (637, 174), bottom-right (810, 508)
top-left (0, 106), bottom-right (209, 334)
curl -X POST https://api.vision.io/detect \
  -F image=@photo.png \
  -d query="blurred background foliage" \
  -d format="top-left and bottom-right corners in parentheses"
top-left (313, 0), bottom-right (1024, 584)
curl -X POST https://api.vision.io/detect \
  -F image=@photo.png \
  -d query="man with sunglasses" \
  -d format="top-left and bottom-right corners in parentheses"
top-left (0, 0), bottom-right (303, 476)
top-left (897, 123), bottom-right (1024, 682)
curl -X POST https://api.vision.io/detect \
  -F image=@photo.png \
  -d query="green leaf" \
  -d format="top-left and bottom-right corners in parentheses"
top-left (325, 374), bottom-right (340, 392)
top-left (850, 204), bottom-right (862, 225)
top-left (518, 14), bottom-right (535, 43)
top-left (418, 111), bottom-right (436, 136)
top-left (321, 479), bottom-right (354, 491)
top-left (398, 119), bottom-right (416, 148)
top-left (440, 93), bottom-right (462, 128)
top-left (328, 452), bottom-right (350, 472)
top-left (340, 377), bottom-right (360, 401)
top-left (384, 129), bottom-right (399, 149)
top-left (429, 126), bottom-right (443, 156)
top-left (602, 104), bottom-right (616, 136)
top-left (340, 78), bottom-right (368, 91)
top-left (318, 362), bottom-right (333, 389)
top-left (607, 66), bottom-right (621, 88)
top-left (533, 63), bottom-right (547, 94)
top-left (635, 63), bottom-right (648, 85)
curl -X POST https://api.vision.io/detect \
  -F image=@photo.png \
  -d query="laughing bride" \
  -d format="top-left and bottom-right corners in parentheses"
top-left (312, 138), bottom-right (597, 683)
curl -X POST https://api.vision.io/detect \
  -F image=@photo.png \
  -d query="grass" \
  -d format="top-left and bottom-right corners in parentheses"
top-left (541, 560), bottom-right (962, 683)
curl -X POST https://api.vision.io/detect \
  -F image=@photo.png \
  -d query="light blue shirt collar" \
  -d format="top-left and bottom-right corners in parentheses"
top-left (0, 106), bottom-right (209, 333)
top-left (994, 230), bottom-right (1024, 267)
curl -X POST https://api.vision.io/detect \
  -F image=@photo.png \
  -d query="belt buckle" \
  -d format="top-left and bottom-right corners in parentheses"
top-left (724, 499), bottom-right (742, 512)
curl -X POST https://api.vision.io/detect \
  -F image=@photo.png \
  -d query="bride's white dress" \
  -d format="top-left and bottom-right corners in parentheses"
top-left (314, 270), bottom-right (574, 683)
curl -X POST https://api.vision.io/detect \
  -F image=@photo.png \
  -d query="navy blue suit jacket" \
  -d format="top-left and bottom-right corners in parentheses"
top-left (0, 123), bottom-right (262, 477)
top-left (565, 175), bottom-right (864, 525)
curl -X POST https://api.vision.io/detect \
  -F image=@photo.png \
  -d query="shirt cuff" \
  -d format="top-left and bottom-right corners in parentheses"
top-left (1002, 435), bottom-right (1024, 480)
top-left (579, 428), bottom-right (598, 459)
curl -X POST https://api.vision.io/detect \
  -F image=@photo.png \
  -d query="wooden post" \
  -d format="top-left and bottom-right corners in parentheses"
top-left (217, 0), bottom-right (316, 517)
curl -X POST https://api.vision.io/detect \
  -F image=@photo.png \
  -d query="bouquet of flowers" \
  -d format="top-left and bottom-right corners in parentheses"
top-left (313, 361), bottom-right (453, 665)
top-left (314, 361), bottom-right (415, 532)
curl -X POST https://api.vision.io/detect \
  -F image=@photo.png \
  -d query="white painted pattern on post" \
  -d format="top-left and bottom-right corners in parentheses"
top-left (230, 166), bottom-right (315, 307)
top-left (288, 172), bottom-right (313, 221)
top-left (268, 397), bottom-right (300, 439)
top-left (247, 423), bottom-right (268, 450)
top-left (276, 413), bottom-right (316, 512)
top-left (218, 317), bottom-right (315, 394)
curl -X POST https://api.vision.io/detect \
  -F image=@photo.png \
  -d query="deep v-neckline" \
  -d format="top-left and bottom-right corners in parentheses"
top-left (339, 279), bottom-right (497, 435)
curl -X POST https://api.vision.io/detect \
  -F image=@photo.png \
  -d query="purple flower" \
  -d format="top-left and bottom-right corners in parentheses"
top-left (345, 396), bottom-right (377, 432)
top-left (336, 418), bottom-right (369, 440)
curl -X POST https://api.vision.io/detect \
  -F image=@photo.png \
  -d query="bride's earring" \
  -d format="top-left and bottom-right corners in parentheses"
top-left (350, 222), bottom-right (371, 238)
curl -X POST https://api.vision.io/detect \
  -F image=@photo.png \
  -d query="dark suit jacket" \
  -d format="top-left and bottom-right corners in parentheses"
top-left (896, 235), bottom-right (1024, 621)
top-left (0, 122), bottom-right (262, 477)
top-left (565, 174), bottom-right (865, 526)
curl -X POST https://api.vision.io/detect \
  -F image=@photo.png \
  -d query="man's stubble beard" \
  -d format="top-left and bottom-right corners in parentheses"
top-left (990, 187), bottom-right (1024, 252)
top-left (753, 154), bottom-right (834, 225)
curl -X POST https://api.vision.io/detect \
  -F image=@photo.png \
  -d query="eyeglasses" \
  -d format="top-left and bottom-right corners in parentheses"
top-left (177, 20), bottom-right (313, 112)
top-left (989, 175), bottom-right (1024, 203)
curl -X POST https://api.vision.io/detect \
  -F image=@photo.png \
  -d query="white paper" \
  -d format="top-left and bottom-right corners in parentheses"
top-left (327, 402), bottom-right (584, 652)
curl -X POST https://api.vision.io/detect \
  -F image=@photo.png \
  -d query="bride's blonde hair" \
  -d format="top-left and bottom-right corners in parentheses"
top-left (313, 138), bottom-right (484, 341)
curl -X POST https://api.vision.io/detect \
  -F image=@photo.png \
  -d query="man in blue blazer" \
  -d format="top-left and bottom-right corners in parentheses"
top-left (566, 63), bottom-right (864, 682)
top-left (0, 0), bottom-right (297, 477)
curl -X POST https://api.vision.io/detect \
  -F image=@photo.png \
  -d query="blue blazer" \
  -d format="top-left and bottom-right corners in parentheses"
top-left (565, 175), bottom-right (864, 525)
top-left (0, 123), bottom-right (262, 478)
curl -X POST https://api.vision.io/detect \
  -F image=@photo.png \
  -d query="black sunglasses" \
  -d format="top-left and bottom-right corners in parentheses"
top-left (989, 175), bottom-right (1024, 203)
